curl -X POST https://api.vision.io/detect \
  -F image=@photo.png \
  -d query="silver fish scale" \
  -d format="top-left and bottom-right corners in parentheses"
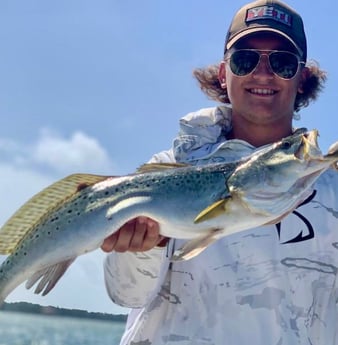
top-left (49, 166), bottom-right (228, 221)
top-left (89, 164), bottom-right (234, 211)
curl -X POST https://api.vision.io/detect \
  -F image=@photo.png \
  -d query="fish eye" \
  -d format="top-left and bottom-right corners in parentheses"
top-left (281, 140), bottom-right (292, 150)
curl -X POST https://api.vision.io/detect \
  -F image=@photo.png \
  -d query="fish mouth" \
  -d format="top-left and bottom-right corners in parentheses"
top-left (296, 130), bottom-right (338, 170)
top-left (295, 130), bottom-right (322, 161)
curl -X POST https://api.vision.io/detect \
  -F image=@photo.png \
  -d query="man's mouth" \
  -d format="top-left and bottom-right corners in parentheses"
top-left (248, 88), bottom-right (277, 96)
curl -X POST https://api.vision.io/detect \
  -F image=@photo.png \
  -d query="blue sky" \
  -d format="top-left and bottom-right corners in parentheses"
top-left (0, 0), bottom-right (337, 315)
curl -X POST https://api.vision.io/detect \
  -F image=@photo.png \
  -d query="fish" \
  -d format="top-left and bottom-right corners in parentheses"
top-left (0, 129), bottom-right (337, 303)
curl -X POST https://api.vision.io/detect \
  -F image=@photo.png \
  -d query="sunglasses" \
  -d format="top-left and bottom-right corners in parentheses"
top-left (226, 49), bottom-right (304, 79)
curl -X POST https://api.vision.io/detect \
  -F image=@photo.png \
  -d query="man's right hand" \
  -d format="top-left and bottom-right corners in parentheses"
top-left (101, 217), bottom-right (168, 253)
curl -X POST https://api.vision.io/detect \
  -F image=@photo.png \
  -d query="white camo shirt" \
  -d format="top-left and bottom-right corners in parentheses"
top-left (104, 106), bottom-right (338, 345)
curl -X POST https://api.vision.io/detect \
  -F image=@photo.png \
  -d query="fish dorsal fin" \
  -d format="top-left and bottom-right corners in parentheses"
top-left (137, 162), bottom-right (190, 173)
top-left (0, 173), bottom-right (108, 255)
top-left (194, 197), bottom-right (231, 224)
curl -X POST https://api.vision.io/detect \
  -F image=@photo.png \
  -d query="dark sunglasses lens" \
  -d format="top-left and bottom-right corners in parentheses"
top-left (269, 52), bottom-right (299, 79)
top-left (230, 50), bottom-right (260, 76)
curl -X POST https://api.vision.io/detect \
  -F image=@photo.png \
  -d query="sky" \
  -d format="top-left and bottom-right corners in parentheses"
top-left (0, 0), bottom-right (337, 315)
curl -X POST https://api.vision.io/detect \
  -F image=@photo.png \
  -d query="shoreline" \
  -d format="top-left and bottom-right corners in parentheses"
top-left (0, 301), bottom-right (127, 322)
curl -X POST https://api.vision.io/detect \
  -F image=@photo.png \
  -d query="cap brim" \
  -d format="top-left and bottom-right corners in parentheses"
top-left (226, 28), bottom-right (303, 58)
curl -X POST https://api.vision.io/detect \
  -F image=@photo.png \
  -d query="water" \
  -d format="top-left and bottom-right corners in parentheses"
top-left (0, 311), bottom-right (125, 345)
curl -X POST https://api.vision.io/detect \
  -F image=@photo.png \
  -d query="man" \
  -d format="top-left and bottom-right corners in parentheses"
top-left (102, 1), bottom-right (337, 344)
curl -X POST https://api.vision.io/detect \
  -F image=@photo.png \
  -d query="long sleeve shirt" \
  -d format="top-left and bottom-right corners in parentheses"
top-left (104, 106), bottom-right (338, 345)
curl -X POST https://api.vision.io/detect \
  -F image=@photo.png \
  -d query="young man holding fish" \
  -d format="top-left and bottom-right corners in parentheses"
top-left (102, 0), bottom-right (337, 344)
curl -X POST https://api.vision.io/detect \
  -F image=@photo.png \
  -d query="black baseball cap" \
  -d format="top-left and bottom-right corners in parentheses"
top-left (224, 0), bottom-right (307, 61)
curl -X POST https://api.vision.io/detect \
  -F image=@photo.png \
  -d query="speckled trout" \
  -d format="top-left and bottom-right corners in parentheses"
top-left (0, 129), bottom-right (337, 303)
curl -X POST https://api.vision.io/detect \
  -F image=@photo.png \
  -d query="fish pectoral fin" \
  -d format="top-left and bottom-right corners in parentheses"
top-left (171, 229), bottom-right (223, 261)
top-left (194, 197), bottom-right (231, 224)
top-left (136, 162), bottom-right (190, 173)
top-left (25, 257), bottom-right (76, 296)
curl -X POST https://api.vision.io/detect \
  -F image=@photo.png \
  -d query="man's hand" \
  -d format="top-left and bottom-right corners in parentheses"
top-left (101, 217), bottom-right (168, 253)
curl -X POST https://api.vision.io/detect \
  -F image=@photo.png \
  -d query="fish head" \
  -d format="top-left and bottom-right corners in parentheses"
top-left (266, 129), bottom-right (324, 175)
top-left (291, 129), bottom-right (338, 171)
top-left (228, 129), bottom-right (334, 209)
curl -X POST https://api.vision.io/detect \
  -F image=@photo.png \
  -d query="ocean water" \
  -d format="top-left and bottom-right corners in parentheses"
top-left (0, 311), bottom-right (125, 345)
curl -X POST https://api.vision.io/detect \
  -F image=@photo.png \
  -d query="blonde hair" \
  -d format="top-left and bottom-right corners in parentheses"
top-left (193, 60), bottom-right (327, 113)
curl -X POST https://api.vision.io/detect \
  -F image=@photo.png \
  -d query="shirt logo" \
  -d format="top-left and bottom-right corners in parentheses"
top-left (246, 5), bottom-right (292, 27)
top-left (276, 190), bottom-right (316, 244)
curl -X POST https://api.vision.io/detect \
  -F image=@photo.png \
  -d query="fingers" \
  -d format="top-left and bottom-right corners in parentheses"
top-left (121, 218), bottom-right (148, 252)
top-left (138, 218), bottom-right (162, 251)
top-left (100, 217), bottom-right (166, 253)
top-left (101, 232), bottom-right (119, 252)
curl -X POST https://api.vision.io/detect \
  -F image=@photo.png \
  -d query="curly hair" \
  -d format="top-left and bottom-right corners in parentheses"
top-left (192, 60), bottom-right (327, 113)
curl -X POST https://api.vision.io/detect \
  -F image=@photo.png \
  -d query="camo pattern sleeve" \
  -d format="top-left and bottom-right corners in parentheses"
top-left (103, 247), bottom-right (172, 308)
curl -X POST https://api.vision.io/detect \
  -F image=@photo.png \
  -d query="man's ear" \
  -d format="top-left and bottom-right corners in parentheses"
top-left (218, 61), bottom-right (227, 89)
top-left (297, 66), bottom-right (310, 94)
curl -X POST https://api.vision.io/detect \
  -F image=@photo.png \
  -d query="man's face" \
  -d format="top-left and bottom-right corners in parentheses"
top-left (219, 33), bottom-right (306, 127)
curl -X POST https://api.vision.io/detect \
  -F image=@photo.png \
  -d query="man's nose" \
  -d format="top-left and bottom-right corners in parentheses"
top-left (252, 55), bottom-right (274, 78)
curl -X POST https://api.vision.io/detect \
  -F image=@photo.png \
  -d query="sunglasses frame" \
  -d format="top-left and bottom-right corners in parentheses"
top-left (225, 49), bottom-right (305, 80)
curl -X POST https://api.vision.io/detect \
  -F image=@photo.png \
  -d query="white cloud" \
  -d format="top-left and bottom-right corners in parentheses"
top-left (0, 128), bottom-right (115, 176)
top-left (0, 137), bottom-right (30, 166)
top-left (33, 129), bottom-right (115, 175)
